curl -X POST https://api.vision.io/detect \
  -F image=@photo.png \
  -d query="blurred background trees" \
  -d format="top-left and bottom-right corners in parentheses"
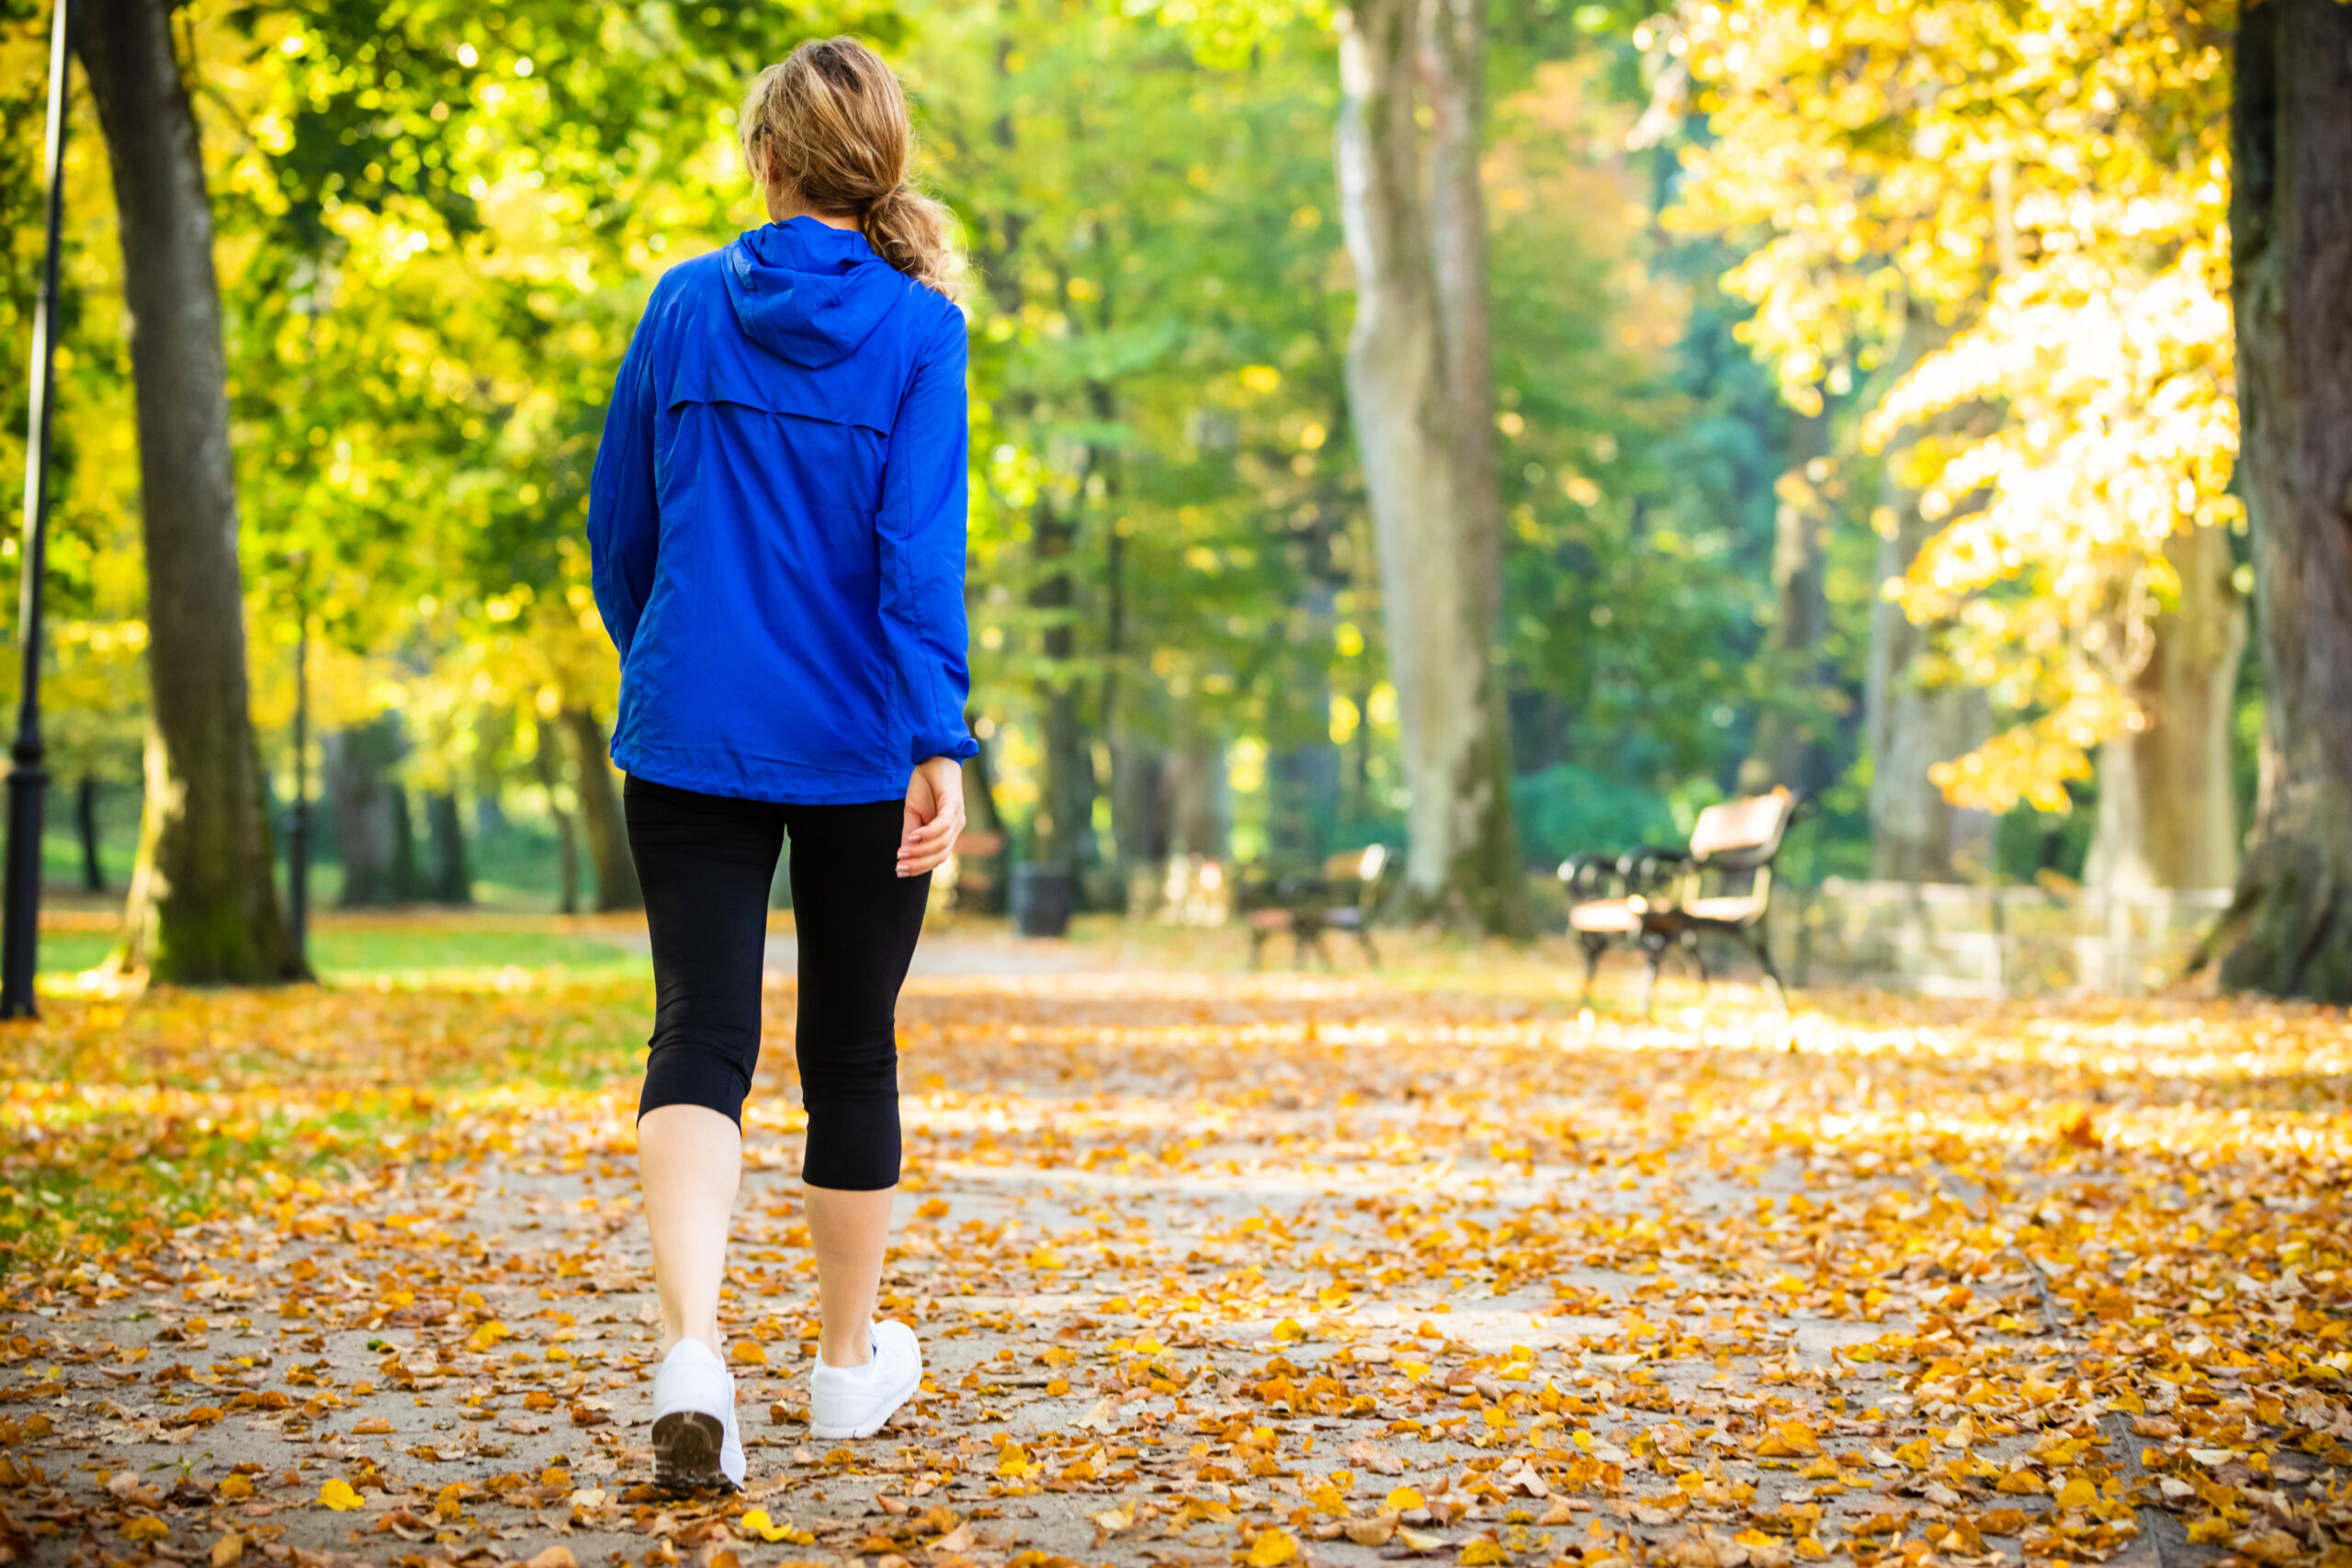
top-left (3, 0), bottom-right (2345, 994)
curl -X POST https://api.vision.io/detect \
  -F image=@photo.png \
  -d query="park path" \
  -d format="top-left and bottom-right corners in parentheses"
top-left (2, 958), bottom-right (2345, 1568)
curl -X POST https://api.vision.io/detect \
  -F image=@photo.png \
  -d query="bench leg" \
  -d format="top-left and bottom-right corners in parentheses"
top-left (1578, 936), bottom-right (1604, 1009)
top-left (1250, 926), bottom-right (1269, 970)
top-left (1746, 927), bottom-right (1789, 1014)
top-left (1637, 934), bottom-right (1668, 1021)
top-left (1355, 928), bottom-right (1380, 969)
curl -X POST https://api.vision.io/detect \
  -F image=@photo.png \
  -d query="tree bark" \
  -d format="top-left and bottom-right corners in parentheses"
top-left (2085, 525), bottom-right (2245, 891)
top-left (2202, 0), bottom-right (2352, 998)
top-left (326, 719), bottom-right (416, 907)
top-left (1866, 329), bottom-right (1994, 883)
top-left (1167, 727), bottom-right (1226, 861)
top-left (80, 0), bottom-right (300, 982)
top-left (560, 707), bottom-right (642, 912)
top-left (1268, 582), bottom-right (1340, 863)
top-left (1031, 499), bottom-right (1099, 879)
top-left (1742, 406), bottom-right (1837, 796)
top-left (531, 730), bottom-right (580, 917)
top-left (76, 774), bottom-right (104, 893)
top-left (1335, 0), bottom-right (1529, 934)
top-left (424, 792), bottom-right (470, 906)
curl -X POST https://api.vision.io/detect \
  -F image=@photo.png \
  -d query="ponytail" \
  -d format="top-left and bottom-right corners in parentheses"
top-left (740, 39), bottom-right (966, 302)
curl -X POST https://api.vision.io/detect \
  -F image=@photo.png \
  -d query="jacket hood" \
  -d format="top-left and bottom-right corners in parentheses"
top-left (721, 218), bottom-right (902, 368)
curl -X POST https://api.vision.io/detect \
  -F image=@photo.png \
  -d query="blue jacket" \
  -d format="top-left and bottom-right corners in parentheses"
top-left (587, 218), bottom-right (978, 805)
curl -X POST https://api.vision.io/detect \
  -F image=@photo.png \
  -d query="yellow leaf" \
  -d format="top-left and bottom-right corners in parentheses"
top-left (1460, 1540), bottom-right (1511, 1566)
top-left (210, 1534), bottom-right (244, 1568)
top-left (318, 1479), bottom-right (365, 1513)
top-left (2054, 1476), bottom-right (2098, 1508)
top-left (1248, 1528), bottom-right (1299, 1567)
top-left (1272, 1318), bottom-right (1306, 1343)
top-left (216, 1475), bottom-right (254, 1502)
top-left (729, 1342), bottom-right (767, 1366)
top-left (1089, 1506), bottom-right (1136, 1535)
top-left (120, 1517), bottom-right (169, 1543)
top-left (1386, 1486), bottom-right (1427, 1512)
top-left (997, 1443), bottom-right (1031, 1478)
top-left (738, 1509), bottom-right (792, 1543)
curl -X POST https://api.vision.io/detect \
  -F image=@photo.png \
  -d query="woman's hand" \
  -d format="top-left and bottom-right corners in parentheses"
top-left (899, 756), bottom-right (967, 878)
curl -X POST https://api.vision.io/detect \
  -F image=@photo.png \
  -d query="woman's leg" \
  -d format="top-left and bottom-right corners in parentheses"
top-left (638, 1107), bottom-right (741, 1355)
top-left (626, 776), bottom-right (785, 1356)
top-left (784, 799), bottom-right (932, 1369)
top-left (805, 1186), bottom-right (896, 1367)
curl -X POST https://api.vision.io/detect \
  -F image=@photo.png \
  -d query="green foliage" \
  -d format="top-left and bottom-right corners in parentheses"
top-left (2, 0), bottom-right (1875, 897)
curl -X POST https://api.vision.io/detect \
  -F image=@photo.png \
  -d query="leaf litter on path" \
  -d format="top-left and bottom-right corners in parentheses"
top-left (0, 949), bottom-right (2347, 1568)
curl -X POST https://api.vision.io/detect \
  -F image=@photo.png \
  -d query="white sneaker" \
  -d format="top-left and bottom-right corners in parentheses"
top-left (650, 1339), bottom-right (745, 1492)
top-left (808, 1321), bottom-right (922, 1439)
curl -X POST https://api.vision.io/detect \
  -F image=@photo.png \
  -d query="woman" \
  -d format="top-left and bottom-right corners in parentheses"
top-left (585, 37), bottom-right (973, 1492)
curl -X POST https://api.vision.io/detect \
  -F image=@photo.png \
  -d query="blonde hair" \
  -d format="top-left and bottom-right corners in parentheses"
top-left (740, 39), bottom-right (964, 301)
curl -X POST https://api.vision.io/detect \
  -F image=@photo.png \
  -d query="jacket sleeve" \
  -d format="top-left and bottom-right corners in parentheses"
top-left (586, 301), bottom-right (662, 663)
top-left (876, 306), bottom-right (979, 765)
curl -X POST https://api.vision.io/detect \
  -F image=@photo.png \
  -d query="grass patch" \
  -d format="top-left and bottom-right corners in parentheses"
top-left (34, 920), bottom-right (648, 984)
top-left (0, 953), bottom-right (654, 1260)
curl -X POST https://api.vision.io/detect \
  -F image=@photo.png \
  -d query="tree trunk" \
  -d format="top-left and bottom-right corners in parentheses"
top-left (80, 0), bottom-right (300, 982)
top-left (1031, 501), bottom-right (1099, 878)
top-left (76, 774), bottom-right (103, 893)
top-left (2085, 525), bottom-right (2246, 891)
top-left (1865, 331), bottom-right (1994, 883)
top-left (955, 738), bottom-right (1006, 916)
top-left (1268, 584), bottom-right (1340, 863)
top-left (561, 707), bottom-right (642, 912)
top-left (326, 719), bottom-right (415, 907)
top-left (1742, 406), bottom-right (1837, 796)
top-left (1112, 738), bottom-right (1169, 868)
top-left (1168, 728), bottom-right (1227, 861)
top-left (531, 731), bottom-right (580, 917)
top-left (2202, 0), bottom-right (2352, 998)
top-left (1335, 0), bottom-right (1528, 935)
top-left (424, 791), bottom-right (470, 906)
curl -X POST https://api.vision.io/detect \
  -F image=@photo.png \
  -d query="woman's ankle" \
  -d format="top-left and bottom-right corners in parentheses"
top-left (819, 1324), bottom-right (874, 1369)
top-left (659, 1327), bottom-right (724, 1359)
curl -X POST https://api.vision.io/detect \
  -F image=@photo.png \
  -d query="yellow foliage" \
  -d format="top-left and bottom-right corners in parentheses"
top-left (1660, 0), bottom-right (2241, 808)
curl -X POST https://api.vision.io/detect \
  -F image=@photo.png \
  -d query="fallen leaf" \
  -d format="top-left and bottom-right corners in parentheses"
top-left (1247, 1528), bottom-right (1299, 1567)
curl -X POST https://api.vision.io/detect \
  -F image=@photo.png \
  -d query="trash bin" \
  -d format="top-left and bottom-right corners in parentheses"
top-left (1009, 863), bottom-right (1074, 938)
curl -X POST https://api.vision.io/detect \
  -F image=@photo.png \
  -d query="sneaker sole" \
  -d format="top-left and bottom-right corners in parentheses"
top-left (808, 1362), bottom-right (922, 1440)
top-left (652, 1410), bottom-right (739, 1493)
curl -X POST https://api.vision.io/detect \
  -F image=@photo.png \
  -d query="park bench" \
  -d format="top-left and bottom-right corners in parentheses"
top-left (1242, 844), bottom-right (1393, 969)
top-left (1558, 785), bottom-right (1804, 1018)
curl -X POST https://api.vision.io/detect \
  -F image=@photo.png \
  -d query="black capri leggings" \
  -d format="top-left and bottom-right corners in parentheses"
top-left (624, 775), bottom-right (930, 1190)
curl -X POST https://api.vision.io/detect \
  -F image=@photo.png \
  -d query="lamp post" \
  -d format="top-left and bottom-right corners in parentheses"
top-left (3, 0), bottom-right (75, 1021)
top-left (287, 561), bottom-right (311, 967)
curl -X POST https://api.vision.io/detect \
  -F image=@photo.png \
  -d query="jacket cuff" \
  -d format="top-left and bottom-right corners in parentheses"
top-left (911, 729), bottom-right (980, 765)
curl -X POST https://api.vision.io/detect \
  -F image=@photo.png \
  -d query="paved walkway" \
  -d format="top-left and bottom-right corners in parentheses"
top-left (4, 965), bottom-right (2328, 1567)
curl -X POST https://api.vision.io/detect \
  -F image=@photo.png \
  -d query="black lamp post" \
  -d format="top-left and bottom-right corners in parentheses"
top-left (3, 0), bottom-right (75, 1021)
top-left (287, 562), bottom-right (311, 967)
